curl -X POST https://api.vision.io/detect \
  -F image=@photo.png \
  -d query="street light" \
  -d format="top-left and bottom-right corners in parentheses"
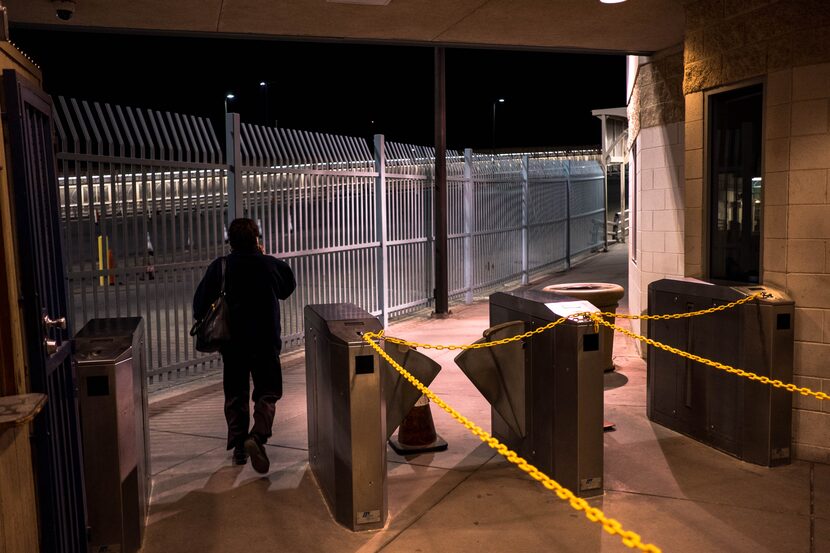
top-left (492, 98), bottom-right (505, 154)
top-left (259, 81), bottom-right (269, 126)
top-left (224, 93), bottom-right (236, 116)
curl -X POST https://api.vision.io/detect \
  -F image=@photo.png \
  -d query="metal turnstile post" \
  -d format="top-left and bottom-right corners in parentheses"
top-left (305, 304), bottom-right (387, 531)
top-left (647, 279), bottom-right (794, 466)
top-left (74, 317), bottom-right (149, 553)
top-left (456, 290), bottom-right (605, 497)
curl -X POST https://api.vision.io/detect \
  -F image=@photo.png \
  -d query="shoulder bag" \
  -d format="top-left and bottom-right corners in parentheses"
top-left (190, 257), bottom-right (231, 352)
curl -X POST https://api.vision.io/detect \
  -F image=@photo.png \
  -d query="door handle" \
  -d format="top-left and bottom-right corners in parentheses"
top-left (45, 338), bottom-right (58, 355)
top-left (43, 315), bottom-right (67, 330)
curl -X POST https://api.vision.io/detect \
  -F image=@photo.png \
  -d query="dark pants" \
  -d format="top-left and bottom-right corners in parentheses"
top-left (221, 346), bottom-right (283, 450)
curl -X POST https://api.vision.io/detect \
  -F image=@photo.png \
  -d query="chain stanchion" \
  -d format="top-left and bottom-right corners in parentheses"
top-left (363, 329), bottom-right (662, 553)
top-left (588, 314), bottom-right (830, 401)
top-left (365, 289), bottom-right (820, 552)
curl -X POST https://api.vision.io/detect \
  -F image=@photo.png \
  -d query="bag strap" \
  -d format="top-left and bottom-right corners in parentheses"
top-left (220, 256), bottom-right (227, 296)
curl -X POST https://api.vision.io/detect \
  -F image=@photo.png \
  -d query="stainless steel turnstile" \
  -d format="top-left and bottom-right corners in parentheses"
top-left (456, 290), bottom-right (605, 497)
top-left (75, 317), bottom-right (149, 553)
top-left (305, 304), bottom-right (386, 531)
top-left (305, 303), bottom-right (442, 531)
top-left (647, 279), bottom-right (794, 466)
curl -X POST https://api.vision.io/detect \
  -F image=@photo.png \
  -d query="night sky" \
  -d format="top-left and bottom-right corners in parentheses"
top-left (11, 28), bottom-right (626, 151)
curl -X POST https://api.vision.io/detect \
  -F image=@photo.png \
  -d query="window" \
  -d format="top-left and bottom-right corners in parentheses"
top-left (708, 84), bottom-right (763, 283)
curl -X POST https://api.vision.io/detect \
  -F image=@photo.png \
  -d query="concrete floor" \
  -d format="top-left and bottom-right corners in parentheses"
top-left (143, 244), bottom-right (829, 553)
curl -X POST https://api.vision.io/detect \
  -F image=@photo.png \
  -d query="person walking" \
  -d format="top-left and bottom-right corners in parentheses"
top-left (193, 218), bottom-right (295, 473)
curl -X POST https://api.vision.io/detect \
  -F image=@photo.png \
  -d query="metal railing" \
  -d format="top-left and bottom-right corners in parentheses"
top-left (54, 96), bottom-right (605, 387)
top-left (608, 209), bottom-right (630, 243)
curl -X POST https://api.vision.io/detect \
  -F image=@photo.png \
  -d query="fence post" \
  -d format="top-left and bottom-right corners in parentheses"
top-left (565, 160), bottom-right (572, 270)
top-left (374, 134), bottom-right (388, 328)
top-left (225, 112), bottom-right (244, 224)
top-left (463, 148), bottom-right (473, 303)
top-left (601, 116), bottom-right (609, 253)
top-left (521, 154), bottom-right (529, 285)
top-left (434, 46), bottom-right (449, 316)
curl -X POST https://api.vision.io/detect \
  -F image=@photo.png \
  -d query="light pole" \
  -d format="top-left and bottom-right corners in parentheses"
top-left (259, 81), bottom-right (269, 126)
top-left (224, 93), bottom-right (236, 116)
top-left (491, 98), bottom-right (505, 154)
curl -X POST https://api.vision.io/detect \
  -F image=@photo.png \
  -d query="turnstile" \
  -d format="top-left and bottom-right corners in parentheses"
top-left (456, 290), bottom-right (605, 497)
top-left (305, 304), bottom-right (386, 531)
top-left (75, 317), bottom-right (149, 553)
top-left (304, 303), bottom-right (442, 531)
top-left (647, 279), bottom-right (794, 466)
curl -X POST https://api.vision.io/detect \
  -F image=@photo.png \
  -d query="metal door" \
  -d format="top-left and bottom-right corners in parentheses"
top-left (4, 69), bottom-right (87, 553)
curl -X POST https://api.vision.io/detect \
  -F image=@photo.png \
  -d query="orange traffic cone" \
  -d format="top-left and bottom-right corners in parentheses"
top-left (389, 395), bottom-right (447, 455)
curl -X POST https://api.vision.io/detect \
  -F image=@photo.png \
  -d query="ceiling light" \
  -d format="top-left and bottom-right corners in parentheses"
top-left (600, 0), bottom-right (627, 3)
top-left (327, 0), bottom-right (391, 5)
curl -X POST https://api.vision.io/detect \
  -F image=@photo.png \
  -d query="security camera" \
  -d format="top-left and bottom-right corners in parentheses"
top-left (52, 0), bottom-right (76, 21)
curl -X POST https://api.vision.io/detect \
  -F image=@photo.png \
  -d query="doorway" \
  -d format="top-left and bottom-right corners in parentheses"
top-left (707, 84), bottom-right (763, 283)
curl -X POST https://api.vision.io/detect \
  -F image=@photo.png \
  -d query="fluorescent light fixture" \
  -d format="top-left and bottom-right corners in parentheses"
top-left (327, 0), bottom-right (391, 4)
top-left (600, 0), bottom-right (627, 3)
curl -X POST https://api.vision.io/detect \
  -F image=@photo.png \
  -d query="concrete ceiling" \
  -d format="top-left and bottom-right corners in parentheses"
top-left (8, 0), bottom-right (686, 54)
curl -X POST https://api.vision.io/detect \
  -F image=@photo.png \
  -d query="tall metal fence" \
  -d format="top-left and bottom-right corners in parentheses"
top-left (54, 98), bottom-right (227, 385)
top-left (54, 97), bottom-right (604, 387)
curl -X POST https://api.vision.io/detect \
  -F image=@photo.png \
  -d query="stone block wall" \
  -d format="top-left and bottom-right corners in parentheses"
top-left (683, 0), bottom-right (830, 462)
top-left (628, 50), bottom-right (685, 341)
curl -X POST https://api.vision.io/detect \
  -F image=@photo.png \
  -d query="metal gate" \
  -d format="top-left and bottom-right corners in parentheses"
top-left (4, 70), bottom-right (87, 553)
top-left (53, 97), bottom-right (227, 387)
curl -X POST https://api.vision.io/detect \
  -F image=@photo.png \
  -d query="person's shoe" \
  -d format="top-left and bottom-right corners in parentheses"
top-left (232, 445), bottom-right (248, 466)
top-left (244, 435), bottom-right (270, 474)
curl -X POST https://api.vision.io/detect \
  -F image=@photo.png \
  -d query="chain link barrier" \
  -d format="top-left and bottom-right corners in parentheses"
top-left (362, 329), bottom-right (662, 553)
top-left (364, 290), bottom-right (826, 552)
top-left (588, 314), bottom-right (830, 401)
top-left (380, 316), bottom-right (574, 351)
top-left (591, 292), bottom-right (764, 321)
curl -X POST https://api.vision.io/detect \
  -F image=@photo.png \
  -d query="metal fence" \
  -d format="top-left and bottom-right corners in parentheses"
top-left (54, 97), bottom-right (227, 387)
top-left (54, 97), bottom-right (604, 387)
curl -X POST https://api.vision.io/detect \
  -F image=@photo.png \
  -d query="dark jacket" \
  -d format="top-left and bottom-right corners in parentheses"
top-left (193, 251), bottom-right (296, 353)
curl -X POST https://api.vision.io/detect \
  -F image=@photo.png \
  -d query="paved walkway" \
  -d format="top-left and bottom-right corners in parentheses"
top-left (143, 244), bottom-right (828, 553)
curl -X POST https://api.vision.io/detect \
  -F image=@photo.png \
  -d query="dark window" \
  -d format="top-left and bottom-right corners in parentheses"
top-left (708, 84), bottom-right (763, 283)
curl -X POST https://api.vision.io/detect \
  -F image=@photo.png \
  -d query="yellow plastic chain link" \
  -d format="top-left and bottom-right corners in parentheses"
top-left (362, 330), bottom-right (662, 553)
top-left (381, 316), bottom-right (575, 351)
top-left (589, 314), bottom-right (830, 401)
top-left (592, 292), bottom-right (764, 321)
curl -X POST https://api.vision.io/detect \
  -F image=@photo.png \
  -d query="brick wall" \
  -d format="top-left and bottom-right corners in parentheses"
top-left (683, 0), bottom-right (830, 462)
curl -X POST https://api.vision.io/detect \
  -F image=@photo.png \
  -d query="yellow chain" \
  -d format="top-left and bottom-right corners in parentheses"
top-left (363, 330), bottom-right (662, 553)
top-left (383, 294), bottom-right (766, 353)
top-left (381, 316), bottom-right (573, 350)
top-left (593, 292), bottom-right (764, 320)
top-left (588, 315), bottom-right (830, 401)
